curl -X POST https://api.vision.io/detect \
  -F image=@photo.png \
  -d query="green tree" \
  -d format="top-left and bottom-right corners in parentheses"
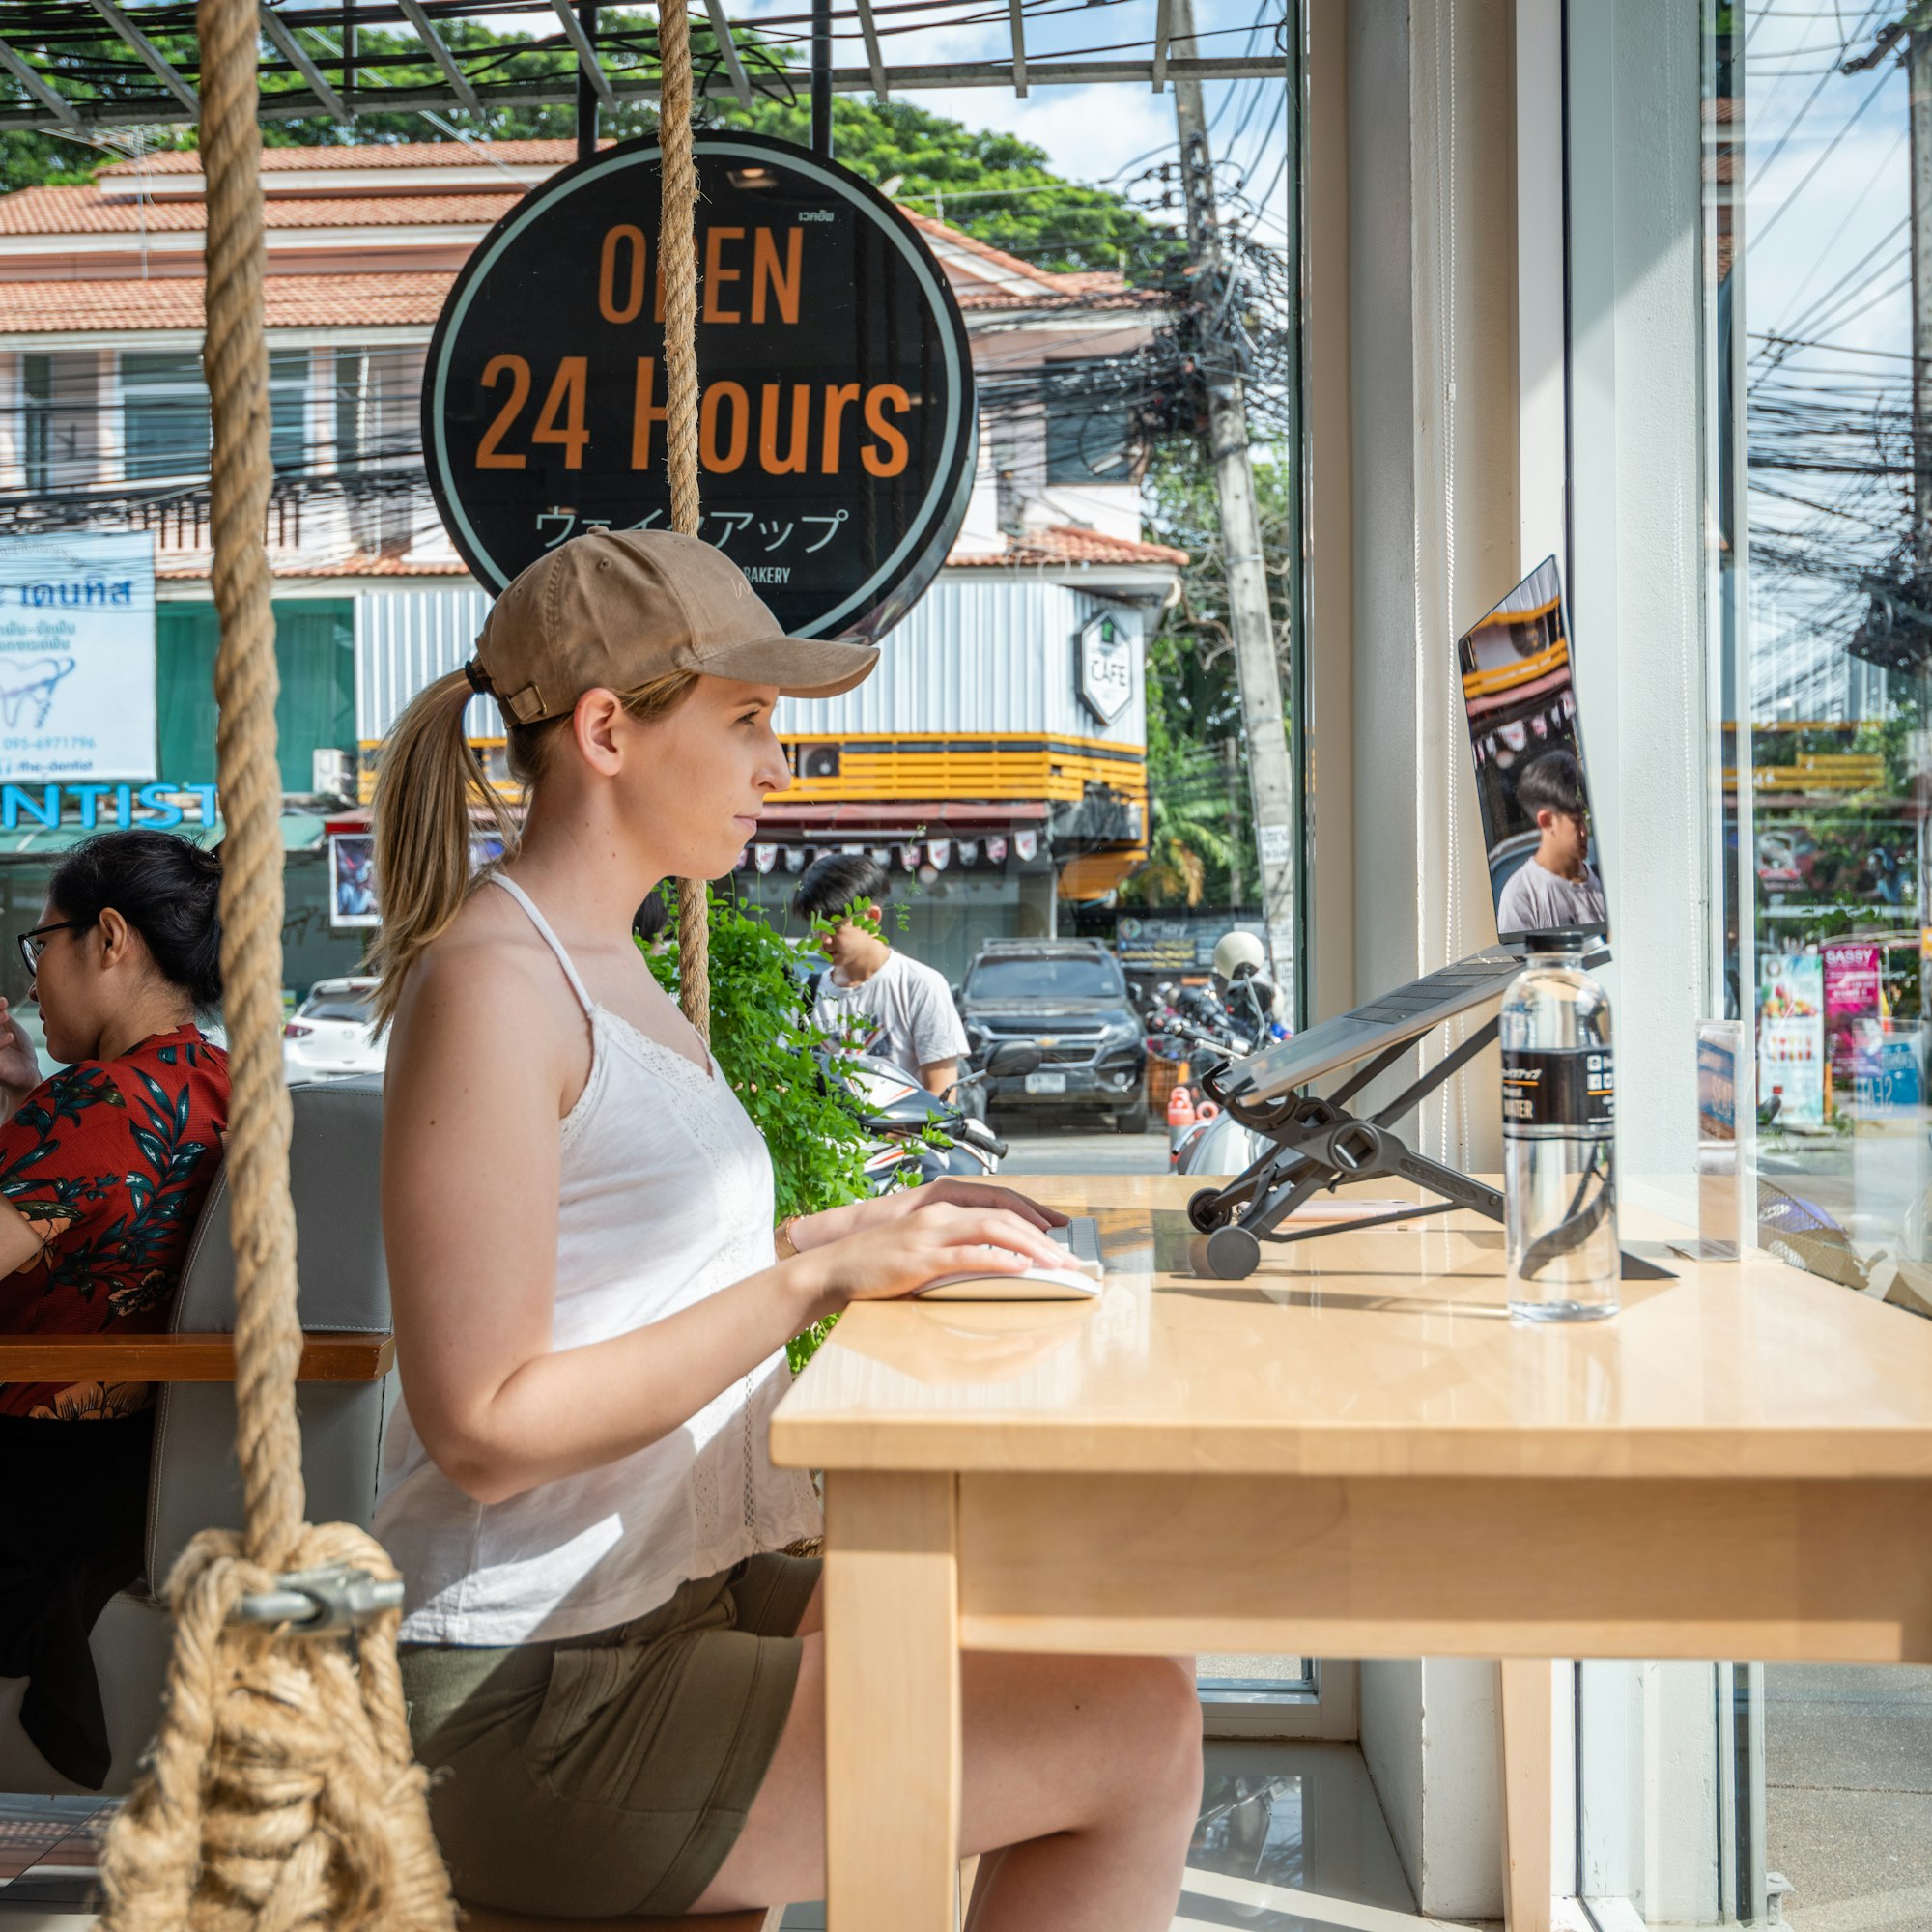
top-left (1125, 445), bottom-right (1293, 908)
top-left (0, 16), bottom-right (1179, 281)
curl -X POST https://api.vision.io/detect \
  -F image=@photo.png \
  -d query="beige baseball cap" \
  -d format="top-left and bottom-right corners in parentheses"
top-left (469, 528), bottom-right (879, 724)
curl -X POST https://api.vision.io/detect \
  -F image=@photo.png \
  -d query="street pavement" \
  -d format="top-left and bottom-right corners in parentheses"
top-left (1766, 1664), bottom-right (1932, 1931)
top-left (996, 1114), bottom-right (1173, 1176)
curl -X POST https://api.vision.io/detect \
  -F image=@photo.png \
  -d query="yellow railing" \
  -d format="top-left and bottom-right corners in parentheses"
top-left (1722, 753), bottom-right (1888, 795)
top-left (1460, 638), bottom-right (1570, 699)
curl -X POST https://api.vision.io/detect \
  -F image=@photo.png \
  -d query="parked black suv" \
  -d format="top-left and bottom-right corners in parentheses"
top-left (955, 939), bottom-right (1149, 1133)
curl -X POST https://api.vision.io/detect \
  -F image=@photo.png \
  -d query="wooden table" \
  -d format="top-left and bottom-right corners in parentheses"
top-left (768, 1175), bottom-right (1932, 1932)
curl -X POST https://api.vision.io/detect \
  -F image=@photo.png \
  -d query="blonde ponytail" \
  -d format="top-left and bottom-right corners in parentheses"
top-left (368, 668), bottom-right (515, 1028)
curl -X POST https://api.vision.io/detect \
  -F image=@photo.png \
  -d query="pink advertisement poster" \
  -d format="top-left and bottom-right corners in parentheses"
top-left (1823, 941), bottom-right (1882, 1071)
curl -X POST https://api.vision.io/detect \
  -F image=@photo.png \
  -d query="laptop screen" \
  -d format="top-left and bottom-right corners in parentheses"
top-left (1457, 555), bottom-right (1609, 946)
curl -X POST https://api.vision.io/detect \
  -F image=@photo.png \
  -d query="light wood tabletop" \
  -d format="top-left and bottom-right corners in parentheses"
top-left (770, 1174), bottom-right (1932, 1932)
top-left (772, 1173), bottom-right (1932, 1481)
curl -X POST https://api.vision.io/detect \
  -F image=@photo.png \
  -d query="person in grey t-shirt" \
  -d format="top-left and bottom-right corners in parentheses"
top-left (794, 853), bottom-right (969, 1094)
top-left (1495, 748), bottom-right (1607, 937)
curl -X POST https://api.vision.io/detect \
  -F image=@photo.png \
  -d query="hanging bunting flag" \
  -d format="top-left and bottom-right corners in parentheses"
top-left (1530, 712), bottom-right (1549, 739)
top-left (898, 842), bottom-right (921, 871)
top-left (730, 846), bottom-right (749, 872)
top-left (753, 843), bottom-right (778, 873)
top-left (1500, 720), bottom-right (1529, 753)
top-left (784, 846), bottom-right (807, 872)
top-left (1015, 829), bottom-right (1038, 862)
top-left (986, 835), bottom-right (1009, 865)
top-left (928, 839), bottom-right (952, 869)
top-left (956, 838), bottom-right (979, 867)
top-left (870, 846), bottom-right (893, 867)
top-left (840, 842), bottom-right (864, 856)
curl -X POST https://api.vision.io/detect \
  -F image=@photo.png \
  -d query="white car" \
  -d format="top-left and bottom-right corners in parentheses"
top-left (282, 977), bottom-right (384, 1084)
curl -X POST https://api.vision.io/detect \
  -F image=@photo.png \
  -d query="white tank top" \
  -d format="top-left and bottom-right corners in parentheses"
top-left (375, 875), bottom-right (823, 1646)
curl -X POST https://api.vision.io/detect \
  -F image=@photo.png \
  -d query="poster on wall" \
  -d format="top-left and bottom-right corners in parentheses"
top-left (1822, 940), bottom-right (1883, 1076)
top-left (329, 834), bottom-right (379, 929)
top-left (1759, 952), bottom-right (1825, 1127)
top-left (0, 532), bottom-right (156, 781)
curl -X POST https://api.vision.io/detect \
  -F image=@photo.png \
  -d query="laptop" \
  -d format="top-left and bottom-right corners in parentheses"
top-left (1222, 555), bottom-right (1607, 1103)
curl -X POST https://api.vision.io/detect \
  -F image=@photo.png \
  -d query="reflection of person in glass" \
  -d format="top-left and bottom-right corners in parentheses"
top-left (1495, 749), bottom-right (1607, 934)
top-left (335, 842), bottom-right (376, 919)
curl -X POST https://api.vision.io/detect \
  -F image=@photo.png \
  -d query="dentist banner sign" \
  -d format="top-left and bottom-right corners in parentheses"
top-left (0, 532), bottom-right (157, 782)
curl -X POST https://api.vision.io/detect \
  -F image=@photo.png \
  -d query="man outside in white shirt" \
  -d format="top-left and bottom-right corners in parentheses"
top-left (794, 853), bottom-right (969, 1095)
top-left (1494, 747), bottom-right (1607, 937)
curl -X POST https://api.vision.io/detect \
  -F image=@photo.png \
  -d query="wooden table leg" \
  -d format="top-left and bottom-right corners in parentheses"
top-left (823, 1471), bottom-right (961, 1932)
top-left (1499, 1659), bottom-right (1553, 1932)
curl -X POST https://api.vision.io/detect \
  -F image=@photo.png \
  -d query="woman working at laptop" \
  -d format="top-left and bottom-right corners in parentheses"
top-left (368, 530), bottom-right (1205, 1930)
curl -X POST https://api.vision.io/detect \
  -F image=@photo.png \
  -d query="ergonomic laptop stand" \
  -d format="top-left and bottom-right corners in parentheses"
top-left (1184, 1016), bottom-right (1506, 1280)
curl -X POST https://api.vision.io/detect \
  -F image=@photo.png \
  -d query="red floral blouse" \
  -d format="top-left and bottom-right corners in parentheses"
top-left (0, 1026), bottom-right (229, 1420)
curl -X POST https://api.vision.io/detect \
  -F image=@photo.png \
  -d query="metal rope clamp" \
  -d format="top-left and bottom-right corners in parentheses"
top-left (230, 1564), bottom-right (405, 1638)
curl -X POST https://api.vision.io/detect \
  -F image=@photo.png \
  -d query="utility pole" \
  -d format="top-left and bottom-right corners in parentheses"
top-left (1168, 0), bottom-right (1297, 1009)
top-left (1914, 18), bottom-right (1932, 572)
top-left (1848, 13), bottom-right (1932, 953)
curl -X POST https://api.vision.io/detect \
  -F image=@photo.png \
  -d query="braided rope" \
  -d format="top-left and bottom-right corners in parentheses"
top-left (659, 2), bottom-right (710, 1038)
top-left (96, 6), bottom-right (456, 1925)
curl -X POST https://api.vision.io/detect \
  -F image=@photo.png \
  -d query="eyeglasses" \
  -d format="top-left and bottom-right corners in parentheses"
top-left (17, 921), bottom-right (83, 975)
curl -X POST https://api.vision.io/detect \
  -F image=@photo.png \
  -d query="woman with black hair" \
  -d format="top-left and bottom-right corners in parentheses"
top-left (0, 828), bottom-right (230, 1789)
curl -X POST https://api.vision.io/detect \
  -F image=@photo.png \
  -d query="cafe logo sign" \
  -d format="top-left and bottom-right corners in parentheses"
top-left (1077, 609), bottom-right (1137, 724)
top-left (425, 131), bottom-right (977, 639)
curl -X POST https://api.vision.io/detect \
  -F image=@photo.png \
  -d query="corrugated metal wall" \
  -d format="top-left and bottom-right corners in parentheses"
top-left (773, 580), bottom-right (1147, 746)
top-left (355, 585), bottom-right (495, 742)
top-left (355, 578), bottom-right (1148, 750)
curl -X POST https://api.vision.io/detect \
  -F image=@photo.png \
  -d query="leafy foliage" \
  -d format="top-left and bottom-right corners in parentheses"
top-left (1125, 443), bottom-right (1293, 908)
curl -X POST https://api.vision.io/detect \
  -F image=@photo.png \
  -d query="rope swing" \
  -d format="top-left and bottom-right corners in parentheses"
top-left (92, 5), bottom-right (711, 1921)
top-left (658, 0), bottom-right (712, 1040)
top-left (95, 5), bottom-right (458, 1927)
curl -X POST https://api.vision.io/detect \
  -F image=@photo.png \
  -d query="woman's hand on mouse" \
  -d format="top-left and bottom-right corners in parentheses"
top-left (791, 1201), bottom-right (1070, 1314)
top-left (789, 1177), bottom-right (1067, 1251)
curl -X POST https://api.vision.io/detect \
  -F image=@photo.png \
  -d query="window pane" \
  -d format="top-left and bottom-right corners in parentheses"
top-left (270, 348), bottom-right (308, 475)
top-left (1712, 0), bottom-right (1932, 1315)
top-left (1576, 14), bottom-right (1932, 1927)
top-left (122, 352), bottom-right (209, 482)
top-left (1043, 363), bottom-right (1136, 483)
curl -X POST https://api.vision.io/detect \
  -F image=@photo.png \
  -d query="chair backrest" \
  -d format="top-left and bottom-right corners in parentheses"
top-left (145, 1077), bottom-right (389, 1589)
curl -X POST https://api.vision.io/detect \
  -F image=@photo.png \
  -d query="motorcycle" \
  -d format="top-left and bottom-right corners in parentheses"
top-left (833, 1038), bottom-right (1043, 1193)
top-left (1150, 975), bottom-right (1286, 1179)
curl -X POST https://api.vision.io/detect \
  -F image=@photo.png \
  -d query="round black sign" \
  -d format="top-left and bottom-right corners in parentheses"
top-left (424, 131), bottom-right (977, 640)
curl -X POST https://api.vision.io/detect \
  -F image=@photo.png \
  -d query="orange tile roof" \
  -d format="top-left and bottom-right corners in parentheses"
top-left (158, 554), bottom-right (474, 581)
top-left (0, 188), bottom-right (517, 236)
top-left (952, 287), bottom-right (1166, 313)
top-left (99, 141), bottom-right (585, 176)
top-left (0, 271), bottom-right (457, 332)
top-left (950, 526), bottom-right (1190, 568)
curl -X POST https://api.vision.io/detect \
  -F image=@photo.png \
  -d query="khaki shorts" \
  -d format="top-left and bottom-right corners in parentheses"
top-left (400, 1552), bottom-right (820, 1918)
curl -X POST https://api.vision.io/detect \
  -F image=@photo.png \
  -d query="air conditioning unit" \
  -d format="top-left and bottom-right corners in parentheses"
top-left (800, 745), bottom-right (842, 780)
top-left (312, 749), bottom-right (353, 799)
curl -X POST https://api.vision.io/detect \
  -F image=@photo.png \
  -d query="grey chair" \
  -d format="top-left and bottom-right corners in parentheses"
top-left (0, 1078), bottom-right (785, 1930)
top-left (0, 1078), bottom-right (392, 1796)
